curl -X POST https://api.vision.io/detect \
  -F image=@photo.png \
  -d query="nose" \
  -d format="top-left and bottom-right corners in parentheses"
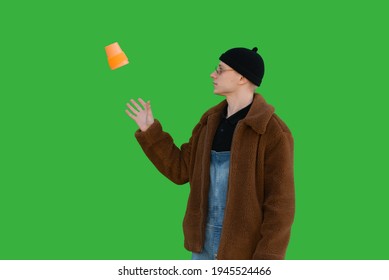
top-left (210, 71), bottom-right (217, 79)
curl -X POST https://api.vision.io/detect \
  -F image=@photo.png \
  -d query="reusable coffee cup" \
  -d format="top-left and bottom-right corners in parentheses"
top-left (105, 42), bottom-right (129, 70)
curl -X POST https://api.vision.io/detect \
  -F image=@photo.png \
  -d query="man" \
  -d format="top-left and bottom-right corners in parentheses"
top-left (125, 47), bottom-right (295, 260)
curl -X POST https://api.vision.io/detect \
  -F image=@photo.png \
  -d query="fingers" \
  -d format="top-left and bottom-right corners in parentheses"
top-left (126, 102), bottom-right (140, 116)
top-left (125, 109), bottom-right (135, 119)
top-left (125, 98), bottom-right (152, 121)
top-left (130, 99), bottom-right (143, 112)
top-left (138, 98), bottom-right (147, 107)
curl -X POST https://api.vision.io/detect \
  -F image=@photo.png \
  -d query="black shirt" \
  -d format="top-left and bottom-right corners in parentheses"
top-left (211, 101), bottom-right (253, 152)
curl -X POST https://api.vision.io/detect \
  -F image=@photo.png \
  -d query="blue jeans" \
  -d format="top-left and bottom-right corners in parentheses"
top-left (192, 150), bottom-right (230, 260)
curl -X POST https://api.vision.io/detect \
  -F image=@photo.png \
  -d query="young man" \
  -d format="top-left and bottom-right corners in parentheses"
top-left (125, 47), bottom-right (295, 260)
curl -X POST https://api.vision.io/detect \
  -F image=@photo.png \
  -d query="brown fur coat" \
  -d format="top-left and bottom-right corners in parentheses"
top-left (134, 93), bottom-right (295, 259)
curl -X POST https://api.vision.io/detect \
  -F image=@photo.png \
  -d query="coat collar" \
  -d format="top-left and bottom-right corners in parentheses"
top-left (200, 93), bottom-right (275, 134)
top-left (221, 101), bottom-right (252, 126)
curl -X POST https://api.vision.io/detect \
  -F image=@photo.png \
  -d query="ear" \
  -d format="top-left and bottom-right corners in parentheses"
top-left (238, 76), bottom-right (250, 85)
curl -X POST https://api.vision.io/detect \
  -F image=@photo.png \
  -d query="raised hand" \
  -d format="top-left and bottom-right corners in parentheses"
top-left (125, 98), bottom-right (154, 132)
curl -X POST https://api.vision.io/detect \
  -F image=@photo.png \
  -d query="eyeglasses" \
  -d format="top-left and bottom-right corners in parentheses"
top-left (215, 66), bottom-right (234, 75)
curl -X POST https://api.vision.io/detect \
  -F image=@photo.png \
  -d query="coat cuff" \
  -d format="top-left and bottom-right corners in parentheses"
top-left (134, 119), bottom-right (162, 146)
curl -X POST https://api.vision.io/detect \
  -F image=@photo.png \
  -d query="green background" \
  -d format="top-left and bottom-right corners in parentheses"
top-left (1, 0), bottom-right (388, 260)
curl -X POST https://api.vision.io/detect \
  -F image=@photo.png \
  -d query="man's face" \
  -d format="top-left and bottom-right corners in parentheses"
top-left (210, 61), bottom-right (241, 96)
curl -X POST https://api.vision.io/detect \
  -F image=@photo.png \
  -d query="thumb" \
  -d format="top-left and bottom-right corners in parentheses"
top-left (147, 101), bottom-right (153, 117)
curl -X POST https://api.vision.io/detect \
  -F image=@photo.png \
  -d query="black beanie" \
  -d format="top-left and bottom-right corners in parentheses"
top-left (219, 47), bottom-right (265, 87)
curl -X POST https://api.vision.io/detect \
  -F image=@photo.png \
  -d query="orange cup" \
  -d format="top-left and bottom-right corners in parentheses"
top-left (105, 42), bottom-right (129, 70)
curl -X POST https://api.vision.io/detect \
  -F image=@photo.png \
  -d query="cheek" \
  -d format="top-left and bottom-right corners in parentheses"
top-left (226, 78), bottom-right (237, 87)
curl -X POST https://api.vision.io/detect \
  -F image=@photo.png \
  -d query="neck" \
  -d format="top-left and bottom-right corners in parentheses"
top-left (225, 90), bottom-right (255, 118)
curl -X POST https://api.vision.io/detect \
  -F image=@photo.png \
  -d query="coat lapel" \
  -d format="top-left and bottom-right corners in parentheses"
top-left (200, 93), bottom-right (275, 135)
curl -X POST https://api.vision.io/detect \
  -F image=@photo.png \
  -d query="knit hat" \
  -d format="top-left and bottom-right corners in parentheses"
top-left (219, 47), bottom-right (265, 87)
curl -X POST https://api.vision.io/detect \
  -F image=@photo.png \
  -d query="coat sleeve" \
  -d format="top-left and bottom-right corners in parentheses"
top-left (252, 129), bottom-right (295, 260)
top-left (134, 119), bottom-right (201, 185)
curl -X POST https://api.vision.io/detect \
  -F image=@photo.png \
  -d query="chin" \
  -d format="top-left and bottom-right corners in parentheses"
top-left (213, 85), bottom-right (228, 96)
top-left (214, 91), bottom-right (226, 97)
